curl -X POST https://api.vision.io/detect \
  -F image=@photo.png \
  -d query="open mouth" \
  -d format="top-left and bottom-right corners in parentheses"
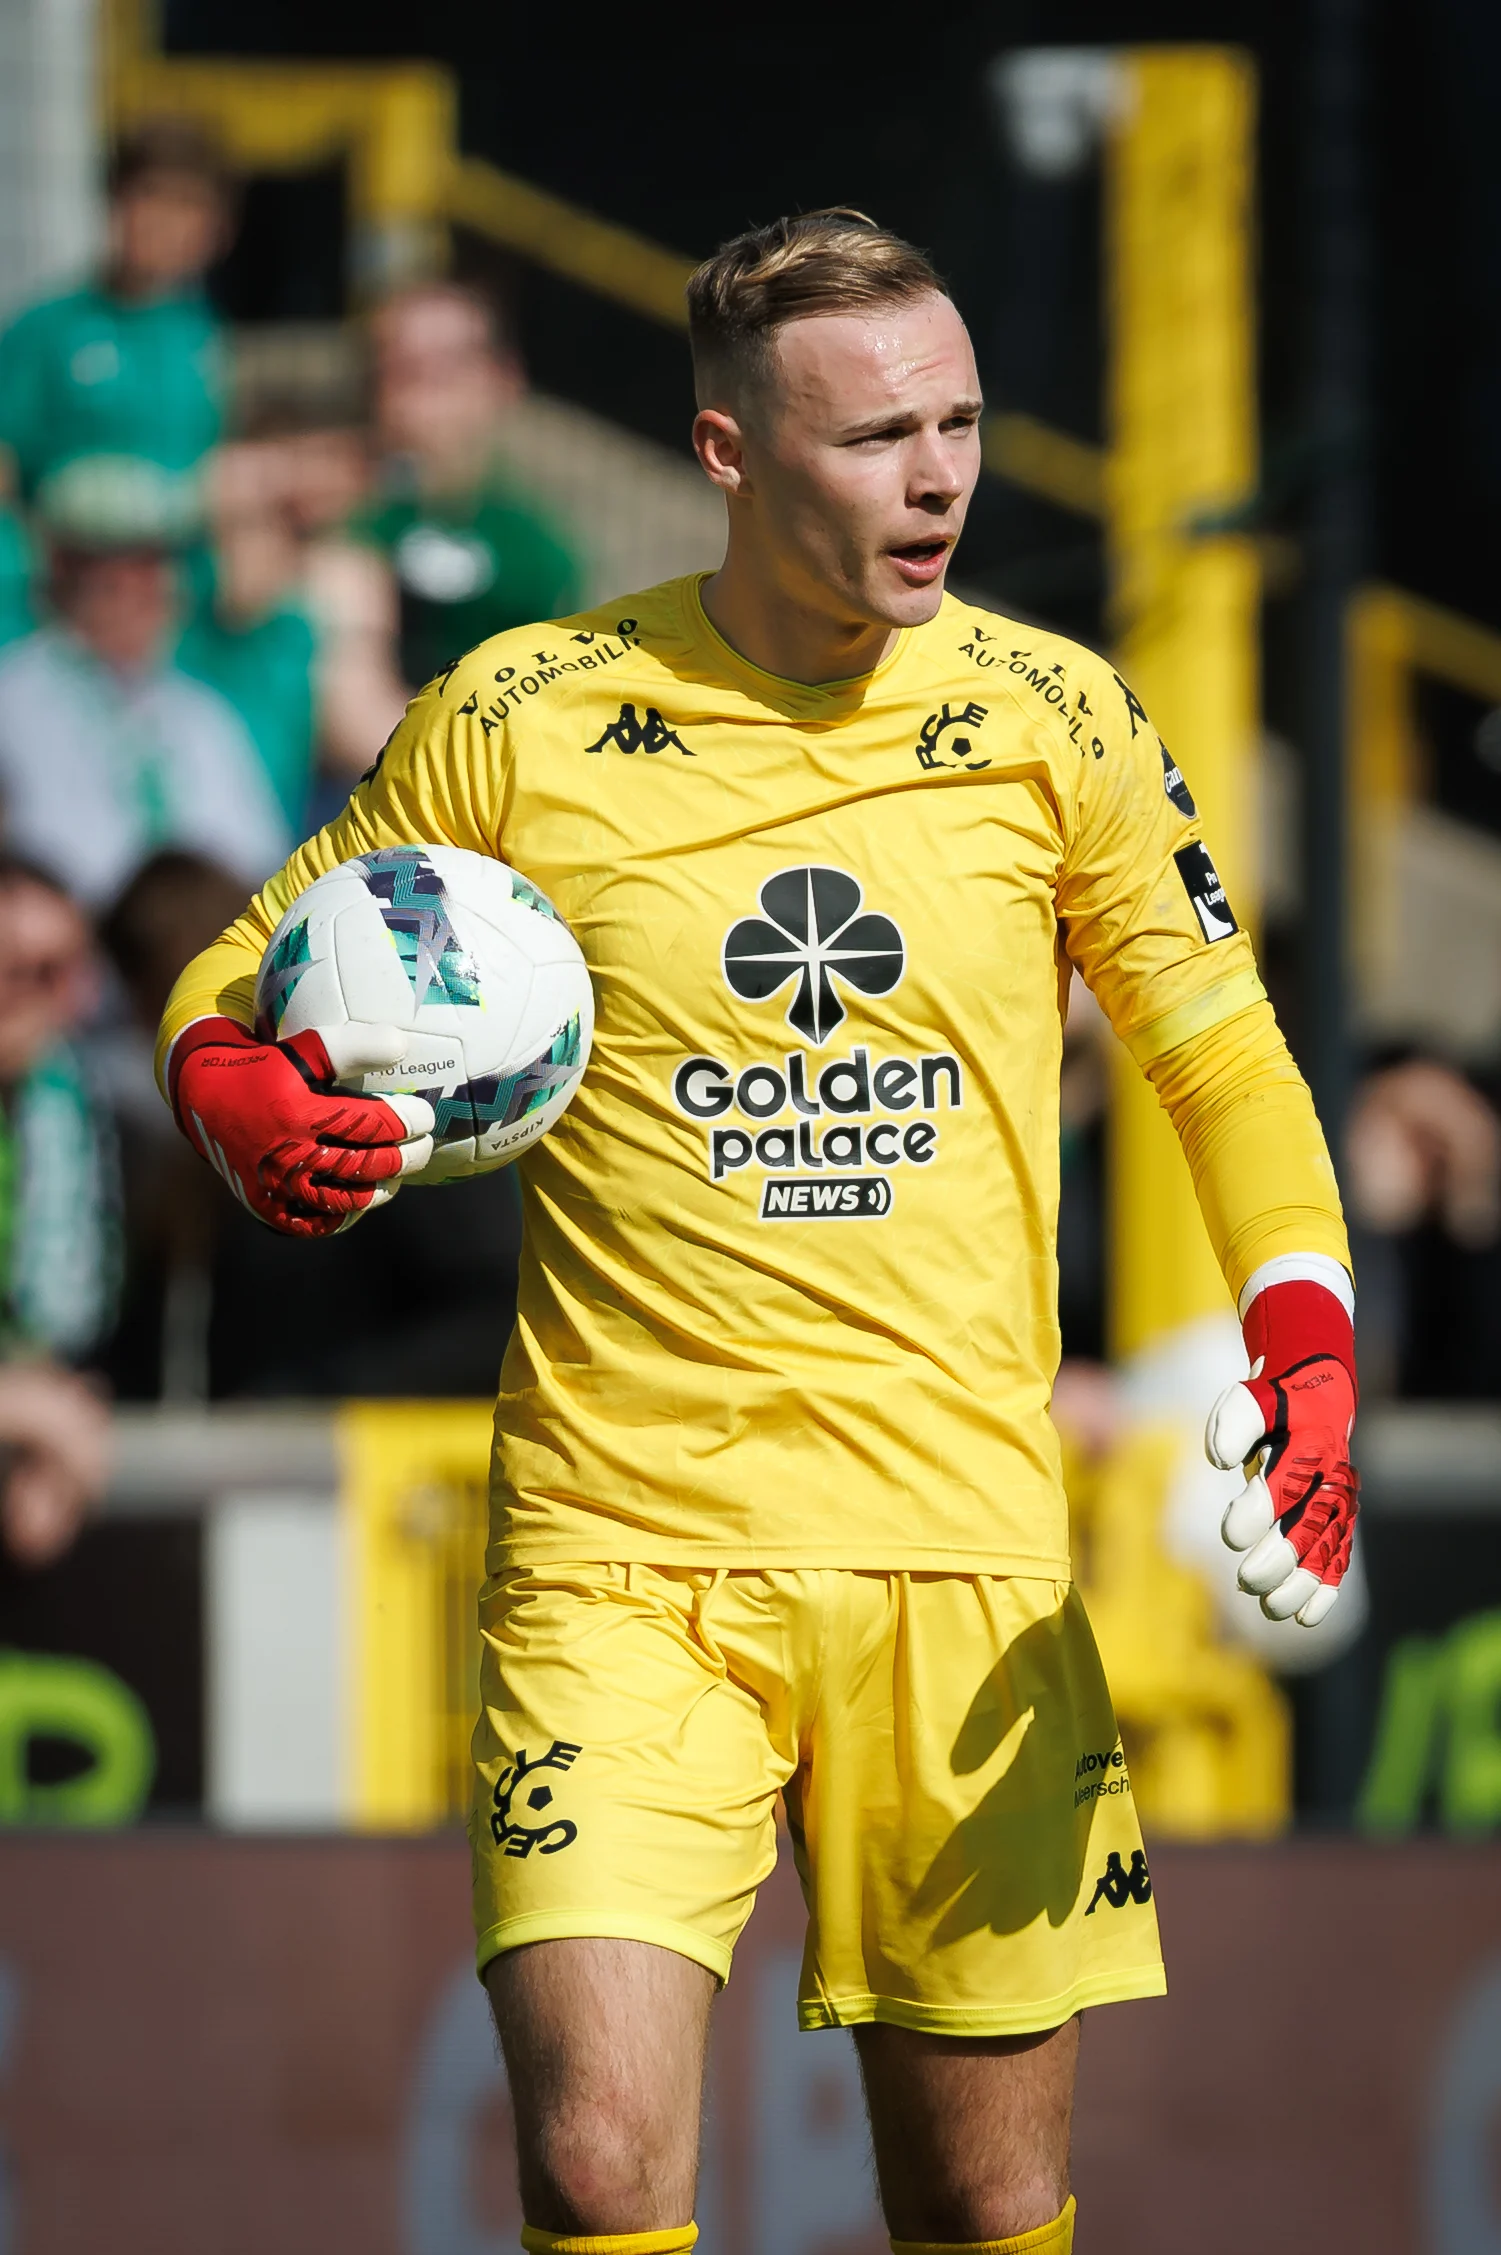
top-left (887, 538), bottom-right (951, 585)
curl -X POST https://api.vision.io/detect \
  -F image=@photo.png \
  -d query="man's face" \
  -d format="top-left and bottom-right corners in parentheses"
top-left (59, 550), bottom-right (176, 673)
top-left (109, 171), bottom-right (227, 296)
top-left (713, 293), bottom-right (983, 631)
top-left (0, 882), bottom-right (94, 1083)
top-left (373, 293), bottom-right (520, 464)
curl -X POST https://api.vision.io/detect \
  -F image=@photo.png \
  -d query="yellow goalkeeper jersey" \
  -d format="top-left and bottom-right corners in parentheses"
top-left (161, 573), bottom-right (1340, 1574)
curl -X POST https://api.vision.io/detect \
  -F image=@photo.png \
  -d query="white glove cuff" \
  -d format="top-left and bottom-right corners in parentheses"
top-left (1236, 1251), bottom-right (1354, 1323)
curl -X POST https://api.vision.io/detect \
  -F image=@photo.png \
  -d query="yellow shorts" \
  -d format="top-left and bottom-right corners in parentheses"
top-left (470, 1565), bottom-right (1165, 2034)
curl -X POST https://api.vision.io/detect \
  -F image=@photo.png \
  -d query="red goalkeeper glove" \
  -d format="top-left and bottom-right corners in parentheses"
top-left (1204, 1257), bottom-right (1359, 1628)
top-left (168, 1015), bottom-right (435, 1239)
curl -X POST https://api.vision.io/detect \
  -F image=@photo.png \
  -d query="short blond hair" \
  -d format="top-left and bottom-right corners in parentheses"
top-left (686, 209), bottom-right (948, 412)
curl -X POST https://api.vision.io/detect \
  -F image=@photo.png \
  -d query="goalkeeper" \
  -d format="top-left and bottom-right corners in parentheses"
top-left (158, 212), bottom-right (1356, 2255)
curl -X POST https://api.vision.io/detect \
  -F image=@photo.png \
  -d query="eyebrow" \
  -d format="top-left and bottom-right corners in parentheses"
top-left (840, 396), bottom-right (985, 439)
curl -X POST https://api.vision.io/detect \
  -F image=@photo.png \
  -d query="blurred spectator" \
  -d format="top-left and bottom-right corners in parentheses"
top-left (1347, 1059), bottom-right (1501, 1248)
top-left (352, 282), bottom-right (581, 696)
top-left (0, 856), bottom-right (115, 1566)
top-left (1347, 1056), bottom-right (1501, 1400)
top-left (0, 120), bottom-right (232, 512)
top-left (0, 507), bottom-right (36, 653)
top-left (0, 468), bottom-right (288, 909)
top-left (175, 407), bottom-right (398, 812)
top-left (97, 850), bottom-right (246, 1404)
top-left (175, 437), bottom-right (319, 831)
top-left (0, 856), bottom-right (116, 1358)
top-left (0, 1364), bottom-right (110, 1568)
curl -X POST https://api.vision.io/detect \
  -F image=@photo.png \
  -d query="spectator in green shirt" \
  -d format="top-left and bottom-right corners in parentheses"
top-left (0, 119), bottom-right (234, 511)
top-left (0, 857), bottom-right (115, 1566)
top-left (175, 437), bottom-right (320, 832)
top-left (353, 282), bottom-right (581, 691)
top-left (0, 507), bottom-right (36, 651)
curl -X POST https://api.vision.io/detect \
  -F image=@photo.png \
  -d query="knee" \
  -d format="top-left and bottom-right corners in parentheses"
top-left (529, 2088), bottom-right (684, 2230)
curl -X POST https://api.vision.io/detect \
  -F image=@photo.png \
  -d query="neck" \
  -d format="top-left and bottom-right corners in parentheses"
top-left (104, 266), bottom-right (184, 307)
top-left (66, 630), bottom-right (157, 683)
top-left (699, 545), bottom-right (897, 687)
top-left (410, 439), bottom-right (495, 502)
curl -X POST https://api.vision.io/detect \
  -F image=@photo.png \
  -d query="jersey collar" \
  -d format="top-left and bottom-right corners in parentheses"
top-left (682, 572), bottom-right (914, 719)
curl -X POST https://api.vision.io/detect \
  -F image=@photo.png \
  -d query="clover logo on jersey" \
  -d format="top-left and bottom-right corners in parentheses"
top-left (722, 867), bottom-right (904, 1046)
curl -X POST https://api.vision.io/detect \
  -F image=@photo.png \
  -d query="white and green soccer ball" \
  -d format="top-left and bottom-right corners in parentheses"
top-left (255, 844), bottom-right (593, 1181)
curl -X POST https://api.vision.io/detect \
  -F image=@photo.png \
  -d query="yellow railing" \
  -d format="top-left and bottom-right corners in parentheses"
top-left (338, 1400), bottom-right (493, 1829)
top-left (1347, 584), bottom-right (1501, 1005)
top-left (447, 158), bottom-right (693, 328)
top-left (981, 412), bottom-right (1106, 518)
top-left (108, 0), bottom-right (696, 314)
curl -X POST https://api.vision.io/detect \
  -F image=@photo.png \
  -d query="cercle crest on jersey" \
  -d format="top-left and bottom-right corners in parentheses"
top-left (722, 867), bottom-right (904, 1046)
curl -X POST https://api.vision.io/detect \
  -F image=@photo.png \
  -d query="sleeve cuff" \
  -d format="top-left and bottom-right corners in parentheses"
top-left (1123, 965), bottom-right (1268, 1067)
top-left (1237, 1250), bottom-right (1355, 1322)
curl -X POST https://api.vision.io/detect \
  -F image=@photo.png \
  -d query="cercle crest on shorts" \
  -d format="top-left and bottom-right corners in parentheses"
top-left (722, 866), bottom-right (904, 1046)
top-left (490, 1738), bottom-right (583, 1859)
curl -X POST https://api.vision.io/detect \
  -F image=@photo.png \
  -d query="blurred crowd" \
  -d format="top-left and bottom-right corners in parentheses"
top-left (0, 117), bottom-right (1494, 1587)
top-left (0, 121), bottom-right (583, 1570)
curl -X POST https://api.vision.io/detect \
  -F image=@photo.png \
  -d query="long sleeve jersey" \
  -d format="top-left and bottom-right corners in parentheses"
top-left (160, 575), bottom-right (1348, 1575)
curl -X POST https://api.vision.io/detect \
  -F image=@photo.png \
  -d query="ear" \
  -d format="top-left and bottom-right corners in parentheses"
top-left (488, 351), bottom-right (527, 414)
top-left (693, 407), bottom-right (750, 496)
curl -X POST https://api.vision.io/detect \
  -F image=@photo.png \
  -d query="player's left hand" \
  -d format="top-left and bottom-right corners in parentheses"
top-left (1204, 1275), bottom-right (1358, 1628)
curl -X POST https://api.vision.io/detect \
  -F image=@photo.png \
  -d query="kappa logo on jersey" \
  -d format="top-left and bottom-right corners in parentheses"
top-left (915, 701), bottom-right (990, 772)
top-left (585, 702), bottom-right (695, 758)
top-left (489, 1738), bottom-right (583, 1859)
top-left (723, 867), bottom-right (904, 1045)
top-left (1174, 842), bottom-right (1237, 942)
top-left (1084, 1848), bottom-right (1153, 1913)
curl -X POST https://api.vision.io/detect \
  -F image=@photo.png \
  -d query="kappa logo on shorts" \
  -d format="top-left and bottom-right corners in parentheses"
top-left (489, 1738), bottom-right (583, 1858)
top-left (1083, 1848), bottom-right (1153, 1913)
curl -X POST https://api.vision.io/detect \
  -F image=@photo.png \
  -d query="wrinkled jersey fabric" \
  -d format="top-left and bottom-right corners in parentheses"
top-left (160, 575), bottom-right (1348, 1572)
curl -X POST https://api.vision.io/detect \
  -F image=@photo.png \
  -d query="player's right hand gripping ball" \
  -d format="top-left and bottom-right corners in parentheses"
top-left (1204, 1278), bottom-right (1359, 1627)
top-left (169, 1015), bottom-right (435, 1238)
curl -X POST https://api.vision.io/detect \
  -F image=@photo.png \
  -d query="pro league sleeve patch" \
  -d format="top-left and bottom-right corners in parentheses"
top-left (1173, 842), bottom-right (1238, 941)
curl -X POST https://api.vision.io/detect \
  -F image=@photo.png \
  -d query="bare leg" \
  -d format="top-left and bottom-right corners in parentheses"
top-left (855, 2016), bottom-right (1080, 2243)
top-left (485, 1937), bottom-right (716, 2236)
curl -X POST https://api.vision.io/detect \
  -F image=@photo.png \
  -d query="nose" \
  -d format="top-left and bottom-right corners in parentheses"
top-left (907, 423), bottom-right (968, 512)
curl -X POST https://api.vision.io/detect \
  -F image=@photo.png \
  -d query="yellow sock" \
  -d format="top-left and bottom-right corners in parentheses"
top-left (519, 2228), bottom-right (698, 2255)
top-left (891, 2193), bottom-right (1075, 2254)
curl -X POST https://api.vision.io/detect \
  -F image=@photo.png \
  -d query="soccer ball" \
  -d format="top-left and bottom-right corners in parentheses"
top-left (254, 844), bottom-right (593, 1181)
